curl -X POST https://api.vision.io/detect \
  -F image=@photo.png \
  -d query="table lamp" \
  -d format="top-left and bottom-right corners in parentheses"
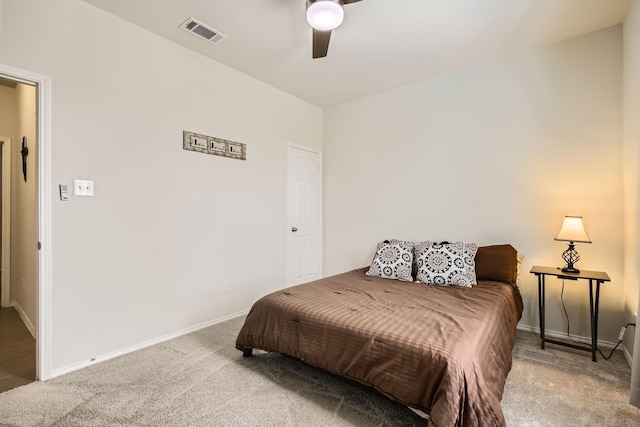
top-left (554, 215), bottom-right (591, 273)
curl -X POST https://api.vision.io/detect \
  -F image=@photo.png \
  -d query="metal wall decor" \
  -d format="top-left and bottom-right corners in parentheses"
top-left (182, 130), bottom-right (246, 161)
top-left (20, 136), bottom-right (28, 182)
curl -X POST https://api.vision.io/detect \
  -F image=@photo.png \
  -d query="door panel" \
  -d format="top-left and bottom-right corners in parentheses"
top-left (288, 146), bottom-right (321, 286)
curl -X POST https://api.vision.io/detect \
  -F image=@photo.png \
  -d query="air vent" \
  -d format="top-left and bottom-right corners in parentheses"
top-left (180, 17), bottom-right (227, 45)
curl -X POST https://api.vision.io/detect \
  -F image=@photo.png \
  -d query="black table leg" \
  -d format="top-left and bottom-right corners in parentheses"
top-left (537, 273), bottom-right (545, 349)
top-left (592, 280), bottom-right (601, 362)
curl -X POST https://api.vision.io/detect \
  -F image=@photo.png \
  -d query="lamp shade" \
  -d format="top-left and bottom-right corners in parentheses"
top-left (554, 216), bottom-right (592, 243)
top-left (307, 0), bottom-right (344, 31)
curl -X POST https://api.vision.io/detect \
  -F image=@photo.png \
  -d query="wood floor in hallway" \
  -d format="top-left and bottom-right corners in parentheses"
top-left (0, 307), bottom-right (35, 393)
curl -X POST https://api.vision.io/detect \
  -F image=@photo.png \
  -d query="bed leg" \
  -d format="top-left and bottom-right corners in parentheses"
top-left (242, 349), bottom-right (253, 357)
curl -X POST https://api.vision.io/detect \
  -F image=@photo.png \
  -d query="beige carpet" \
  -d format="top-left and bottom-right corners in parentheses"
top-left (0, 316), bottom-right (638, 426)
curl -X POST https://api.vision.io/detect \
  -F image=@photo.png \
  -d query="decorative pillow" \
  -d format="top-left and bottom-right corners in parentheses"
top-left (475, 244), bottom-right (518, 285)
top-left (365, 240), bottom-right (414, 282)
top-left (414, 241), bottom-right (478, 287)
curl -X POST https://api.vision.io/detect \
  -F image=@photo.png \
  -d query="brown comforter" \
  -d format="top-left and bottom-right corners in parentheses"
top-left (236, 268), bottom-right (523, 427)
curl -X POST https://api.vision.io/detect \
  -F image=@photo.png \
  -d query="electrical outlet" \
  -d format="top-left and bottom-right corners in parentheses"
top-left (618, 326), bottom-right (626, 341)
top-left (223, 280), bottom-right (231, 294)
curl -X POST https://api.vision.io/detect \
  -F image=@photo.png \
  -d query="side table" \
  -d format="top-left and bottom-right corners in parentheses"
top-left (530, 266), bottom-right (610, 362)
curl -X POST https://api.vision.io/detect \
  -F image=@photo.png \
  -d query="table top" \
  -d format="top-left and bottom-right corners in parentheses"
top-left (530, 265), bottom-right (610, 282)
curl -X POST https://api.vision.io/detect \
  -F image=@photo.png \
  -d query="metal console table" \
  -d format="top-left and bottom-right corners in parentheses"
top-left (530, 265), bottom-right (610, 362)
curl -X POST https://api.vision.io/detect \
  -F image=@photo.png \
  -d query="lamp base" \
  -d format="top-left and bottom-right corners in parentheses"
top-left (561, 242), bottom-right (581, 275)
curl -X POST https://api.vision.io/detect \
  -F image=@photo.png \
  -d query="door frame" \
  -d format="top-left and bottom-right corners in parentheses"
top-left (0, 136), bottom-right (11, 308)
top-left (286, 143), bottom-right (323, 286)
top-left (0, 63), bottom-right (53, 381)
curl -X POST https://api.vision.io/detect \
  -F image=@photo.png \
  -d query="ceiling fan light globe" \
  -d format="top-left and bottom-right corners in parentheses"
top-left (307, 0), bottom-right (344, 31)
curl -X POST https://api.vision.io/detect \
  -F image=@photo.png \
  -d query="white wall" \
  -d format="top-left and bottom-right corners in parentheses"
top-left (324, 27), bottom-right (624, 343)
top-left (0, 0), bottom-right (322, 372)
top-left (624, 0), bottom-right (640, 400)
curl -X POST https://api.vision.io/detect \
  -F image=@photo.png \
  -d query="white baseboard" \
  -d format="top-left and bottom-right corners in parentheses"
top-left (11, 301), bottom-right (36, 338)
top-left (516, 323), bottom-right (618, 349)
top-left (50, 309), bottom-right (249, 379)
top-left (622, 345), bottom-right (633, 367)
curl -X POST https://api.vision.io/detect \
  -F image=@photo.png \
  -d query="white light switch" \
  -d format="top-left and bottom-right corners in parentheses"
top-left (74, 179), bottom-right (94, 196)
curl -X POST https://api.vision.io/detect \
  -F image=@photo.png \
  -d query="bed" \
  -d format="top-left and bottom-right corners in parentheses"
top-left (236, 244), bottom-right (523, 426)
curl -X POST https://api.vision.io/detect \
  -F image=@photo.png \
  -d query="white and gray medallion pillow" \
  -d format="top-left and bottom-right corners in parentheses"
top-left (414, 241), bottom-right (478, 287)
top-left (365, 240), bottom-right (414, 282)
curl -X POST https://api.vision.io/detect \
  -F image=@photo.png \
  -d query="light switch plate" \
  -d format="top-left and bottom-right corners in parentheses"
top-left (74, 179), bottom-right (94, 196)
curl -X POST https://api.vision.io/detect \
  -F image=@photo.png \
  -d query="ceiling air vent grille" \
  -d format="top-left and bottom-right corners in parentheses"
top-left (180, 17), bottom-right (227, 45)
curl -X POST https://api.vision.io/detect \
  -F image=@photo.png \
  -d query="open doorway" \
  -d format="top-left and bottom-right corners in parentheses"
top-left (0, 77), bottom-right (37, 392)
top-left (0, 62), bottom-right (52, 385)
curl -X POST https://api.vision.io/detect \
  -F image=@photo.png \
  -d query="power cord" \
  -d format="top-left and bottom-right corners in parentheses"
top-left (560, 280), bottom-right (636, 360)
top-left (598, 324), bottom-right (635, 360)
top-left (560, 281), bottom-right (579, 343)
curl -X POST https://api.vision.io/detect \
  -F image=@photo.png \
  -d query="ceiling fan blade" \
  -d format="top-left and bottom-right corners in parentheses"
top-left (342, 0), bottom-right (362, 3)
top-left (313, 29), bottom-right (331, 58)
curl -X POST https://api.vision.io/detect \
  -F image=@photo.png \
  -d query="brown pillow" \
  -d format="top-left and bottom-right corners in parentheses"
top-left (475, 244), bottom-right (518, 285)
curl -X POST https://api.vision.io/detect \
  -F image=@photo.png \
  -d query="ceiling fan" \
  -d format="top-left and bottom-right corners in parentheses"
top-left (306, 0), bottom-right (362, 58)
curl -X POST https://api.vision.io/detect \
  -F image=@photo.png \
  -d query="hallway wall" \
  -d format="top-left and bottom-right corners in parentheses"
top-left (0, 84), bottom-right (17, 308)
top-left (10, 84), bottom-right (37, 333)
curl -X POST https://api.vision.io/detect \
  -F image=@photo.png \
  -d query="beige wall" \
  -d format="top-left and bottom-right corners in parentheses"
top-left (624, 0), bottom-right (640, 400)
top-left (0, 84), bottom-right (18, 308)
top-left (10, 83), bottom-right (37, 330)
top-left (0, 0), bottom-right (322, 372)
top-left (324, 27), bottom-right (624, 344)
top-left (0, 86), bottom-right (18, 143)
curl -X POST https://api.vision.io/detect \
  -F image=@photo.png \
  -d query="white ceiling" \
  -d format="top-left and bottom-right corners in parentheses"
top-left (81, 0), bottom-right (630, 107)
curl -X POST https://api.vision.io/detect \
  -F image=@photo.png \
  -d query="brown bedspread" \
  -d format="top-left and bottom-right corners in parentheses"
top-left (236, 268), bottom-right (523, 427)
